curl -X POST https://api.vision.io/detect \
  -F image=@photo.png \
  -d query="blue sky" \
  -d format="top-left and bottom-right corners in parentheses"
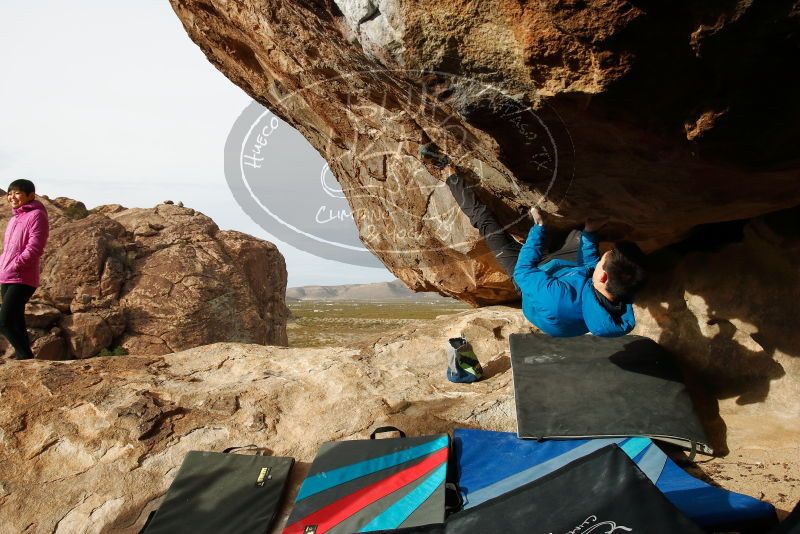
top-left (0, 1), bottom-right (396, 287)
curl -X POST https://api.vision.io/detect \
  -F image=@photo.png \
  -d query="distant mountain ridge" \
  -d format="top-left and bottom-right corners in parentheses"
top-left (287, 279), bottom-right (453, 301)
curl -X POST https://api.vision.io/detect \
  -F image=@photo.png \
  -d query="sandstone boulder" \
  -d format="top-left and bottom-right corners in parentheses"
top-left (37, 212), bottom-right (130, 313)
top-left (0, 195), bottom-right (290, 359)
top-left (61, 312), bottom-right (114, 359)
top-left (111, 203), bottom-right (290, 352)
top-left (25, 302), bottom-right (62, 329)
top-left (31, 331), bottom-right (68, 361)
top-left (170, 0), bottom-right (800, 303)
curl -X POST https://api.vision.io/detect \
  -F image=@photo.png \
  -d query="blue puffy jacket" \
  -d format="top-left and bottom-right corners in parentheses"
top-left (513, 225), bottom-right (635, 337)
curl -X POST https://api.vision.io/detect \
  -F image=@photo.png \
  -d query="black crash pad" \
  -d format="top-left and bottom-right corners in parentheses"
top-left (144, 450), bottom-right (294, 534)
top-left (510, 333), bottom-right (712, 455)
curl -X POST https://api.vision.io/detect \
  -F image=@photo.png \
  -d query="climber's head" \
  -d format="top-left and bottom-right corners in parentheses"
top-left (592, 241), bottom-right (647, 303)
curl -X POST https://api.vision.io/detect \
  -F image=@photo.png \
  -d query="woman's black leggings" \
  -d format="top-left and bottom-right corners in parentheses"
top-left (0, 283), bottom-right (36, 359)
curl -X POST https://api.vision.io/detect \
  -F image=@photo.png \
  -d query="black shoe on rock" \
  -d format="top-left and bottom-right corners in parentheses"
top-left (419, 143), bottom-right (450, 170)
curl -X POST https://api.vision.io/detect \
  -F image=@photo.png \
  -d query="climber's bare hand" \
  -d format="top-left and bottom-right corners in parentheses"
top-left (530, 206), bottom-right (545, 226)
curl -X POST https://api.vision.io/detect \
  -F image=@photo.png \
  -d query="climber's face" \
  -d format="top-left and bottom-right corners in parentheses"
top-left (592, 250), bottom-right (612, 291)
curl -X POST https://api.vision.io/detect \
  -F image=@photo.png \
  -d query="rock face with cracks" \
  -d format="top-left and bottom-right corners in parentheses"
top-left (0, 195), bottom-right (289, 359)
top-left (170, 0), bottom-right (800, 303)
top-left (0, 306), bottom-right (797, 533)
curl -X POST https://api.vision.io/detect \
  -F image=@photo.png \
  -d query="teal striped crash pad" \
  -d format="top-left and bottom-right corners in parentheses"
top-left (454, 428), bottom-right (777, 533)
top-left (284, 434), bottom-right (448, 534)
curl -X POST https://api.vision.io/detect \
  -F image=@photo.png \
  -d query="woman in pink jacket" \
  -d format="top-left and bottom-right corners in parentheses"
top-left (0, 179), bottom-right (49, 360)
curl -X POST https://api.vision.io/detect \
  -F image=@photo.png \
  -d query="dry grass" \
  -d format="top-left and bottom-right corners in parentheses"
top-left (286, 300), bottom-right (471, 348)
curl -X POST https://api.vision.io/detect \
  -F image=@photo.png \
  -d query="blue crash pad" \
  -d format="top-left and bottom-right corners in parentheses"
top-left (454, 428), bottom-right (777, 532)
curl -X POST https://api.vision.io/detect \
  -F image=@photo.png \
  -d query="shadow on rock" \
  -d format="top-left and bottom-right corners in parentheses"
top-left (635, 207), bottom-right (800, 452)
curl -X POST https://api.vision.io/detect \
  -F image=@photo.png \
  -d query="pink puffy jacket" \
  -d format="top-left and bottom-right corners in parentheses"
top-left (0, 199), bottom-right (49, 288)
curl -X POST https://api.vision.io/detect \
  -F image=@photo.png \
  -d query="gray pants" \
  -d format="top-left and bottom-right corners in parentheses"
top-left (446, 173), bottom-right (579, 279)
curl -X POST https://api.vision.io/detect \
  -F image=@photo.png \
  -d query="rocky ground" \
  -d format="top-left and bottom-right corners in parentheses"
top-left (0, 307), bottom-right (796, 533)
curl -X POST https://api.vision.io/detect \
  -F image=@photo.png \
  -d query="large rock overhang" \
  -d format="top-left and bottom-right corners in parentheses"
top-left (170, 0), bottom-right (800, 304)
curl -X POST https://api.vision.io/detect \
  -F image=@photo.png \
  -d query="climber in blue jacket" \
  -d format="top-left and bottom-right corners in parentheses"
top-left (514, 206), bottom-right (646, 337)
top-left (434, 161), bottom-right (647, 338)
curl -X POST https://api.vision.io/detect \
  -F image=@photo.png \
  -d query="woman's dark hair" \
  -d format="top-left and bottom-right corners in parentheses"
top-left (7, 179), bottom-right (35, 194)
top-left (604, 241), bottom-right (647, 303)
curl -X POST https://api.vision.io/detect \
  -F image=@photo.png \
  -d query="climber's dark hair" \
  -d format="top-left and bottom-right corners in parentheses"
top-left (7, 179), bottom-right (35, 195)
top-left (605, 241), bottom-right (647, 303)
